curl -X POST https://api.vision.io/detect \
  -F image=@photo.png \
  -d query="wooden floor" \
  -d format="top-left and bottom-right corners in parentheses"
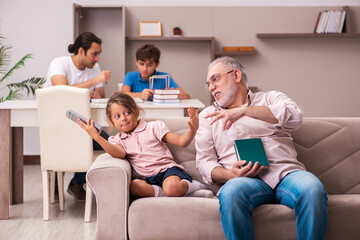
top-left (0, 165), bottom-right (97, 239)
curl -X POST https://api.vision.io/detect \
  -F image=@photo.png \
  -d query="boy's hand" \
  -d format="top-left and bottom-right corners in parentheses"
top-left (78, 117), bottom-right (100, 139)
top-left (187, 106), bottom-right (199, 133)
top-left (140, 89), bottom-right (154, 100)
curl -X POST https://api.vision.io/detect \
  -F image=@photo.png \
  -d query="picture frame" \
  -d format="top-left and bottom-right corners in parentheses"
top-left (139, 21), bottom-right (162, 37)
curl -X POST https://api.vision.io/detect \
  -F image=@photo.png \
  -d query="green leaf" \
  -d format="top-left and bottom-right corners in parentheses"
top-left (1, 53), bottom-right (33, 81)
top-left (0, 89), bottom-right (21, 102)
top-left (6, 77), bottom-right (46, 96)
top-left (0, 45), bottom-right (12, 79)
top-left (0, 32), bottom-right (45, 102)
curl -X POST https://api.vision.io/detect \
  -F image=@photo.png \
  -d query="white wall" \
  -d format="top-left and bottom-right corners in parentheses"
top-left (1, 0), bottom-right (359, 101)
top-left (1, 0), bottom-right (360, 155)
top-left (1, 1), bottom-right (359, 97)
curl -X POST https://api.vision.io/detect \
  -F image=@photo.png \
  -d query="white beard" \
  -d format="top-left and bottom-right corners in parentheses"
top-left (215, 79), bottom-right (238, 108)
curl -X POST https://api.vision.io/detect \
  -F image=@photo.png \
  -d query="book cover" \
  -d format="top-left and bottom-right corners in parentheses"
top-left (153, 98), bottom-right (180, 103)
top-left (234, 138), bottom-right (269, 169)
top-left (338, 11), bottom-right (346, 33)
top-left (90, 98), bottom-right (109, 104)
top-left (321, 10), bottom-right (329, 33)
top-left (154, 89), bottom-right (180, 94)
top-left (223, 46), bottom-right (239, 52)
top-left (314, 11), bottom-right (322, 33)
top-left (316, 11), bottom-right (326, 33)
top-left (153, 94), bottom-right (179, 99)
top-left (238, 46), bottom-right (255, 52)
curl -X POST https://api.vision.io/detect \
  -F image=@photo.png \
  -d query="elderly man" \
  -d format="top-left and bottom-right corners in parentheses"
top-left (195, 56), bottom-right (328, 240)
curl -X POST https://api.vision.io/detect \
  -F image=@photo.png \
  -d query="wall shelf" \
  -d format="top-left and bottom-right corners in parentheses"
top-left (126, 36), bottom-right (215, 41)
top-left (126, 36), bottom-right (215, 60)
top-left (215, 50), bottom-right (257, 56)
top-left (256, 33), bottom-right (360, 38)
top-left (257, 6), bottom-right (360, 39)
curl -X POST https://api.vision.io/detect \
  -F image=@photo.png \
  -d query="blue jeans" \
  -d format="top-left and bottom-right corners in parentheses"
top-left (218, 170), bottom-right (328, 240)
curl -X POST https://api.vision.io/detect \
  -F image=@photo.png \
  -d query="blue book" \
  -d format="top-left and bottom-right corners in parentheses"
top-left (234, 138), bottom-right (269, 169)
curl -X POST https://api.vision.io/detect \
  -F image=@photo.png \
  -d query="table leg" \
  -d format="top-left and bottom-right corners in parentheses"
top-left (12, 127), bottom-right (23, 204)
top-left (0, 109), bottom-right (10, 219)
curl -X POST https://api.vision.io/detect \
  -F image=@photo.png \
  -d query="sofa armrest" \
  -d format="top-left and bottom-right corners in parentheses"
top-left (86, 153), bottom-right (131, 240)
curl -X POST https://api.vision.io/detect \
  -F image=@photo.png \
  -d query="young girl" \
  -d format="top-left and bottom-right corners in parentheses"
top-left (78, 92), bottom-right (213, 198)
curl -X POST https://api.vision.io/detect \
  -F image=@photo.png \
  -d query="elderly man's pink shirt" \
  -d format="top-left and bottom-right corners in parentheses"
top-left (195, 90), bottom-right (305, 189)
top-left (108, 119), bottom-right (183, 179)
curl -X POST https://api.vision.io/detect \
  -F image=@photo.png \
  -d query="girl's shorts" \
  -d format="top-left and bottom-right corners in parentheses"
top-left (143, 166), bottom-right (192, 187)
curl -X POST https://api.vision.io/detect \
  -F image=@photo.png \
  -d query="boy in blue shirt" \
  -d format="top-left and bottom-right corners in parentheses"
top-left (121, 44), bottom-right (191, 100)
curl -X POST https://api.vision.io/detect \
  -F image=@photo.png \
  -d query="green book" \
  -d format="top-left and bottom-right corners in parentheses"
top-left (234, 138), bottom-right (269, 170)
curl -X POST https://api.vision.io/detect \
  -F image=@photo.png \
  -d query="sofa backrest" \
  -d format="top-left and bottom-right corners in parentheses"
top-left (150, 117), bottom-right (360, 195)
top-left (292, 118), bottom-right (360, 195)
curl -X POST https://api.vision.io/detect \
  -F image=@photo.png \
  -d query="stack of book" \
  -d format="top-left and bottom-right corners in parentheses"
top-left (153, 89), bottom-right (180, 103)
top-left (314, 10), bottom-right (346, 34)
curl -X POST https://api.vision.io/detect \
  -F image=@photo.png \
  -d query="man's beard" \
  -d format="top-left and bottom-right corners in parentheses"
top-left (215, 80), bottom-right (238, 108)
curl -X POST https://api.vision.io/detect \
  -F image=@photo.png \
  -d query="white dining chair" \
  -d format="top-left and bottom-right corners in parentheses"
top-left (118, 82), bottom-right (124, 91)
top-left (36, 85), bottom-right (103, 222)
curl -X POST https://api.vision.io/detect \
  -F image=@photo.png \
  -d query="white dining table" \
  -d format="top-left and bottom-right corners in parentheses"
top-left (0, 99), bottom-right (205, 219)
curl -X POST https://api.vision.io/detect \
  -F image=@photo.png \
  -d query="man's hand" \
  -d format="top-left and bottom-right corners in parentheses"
top-left (231, 160), bottom-right (263, 178)
top-left (211, 161), bottom-right (263, 184)
top-left (187, 106), bottom-right (199, 133)
top-left (205, 107), bottom-right (246, 130)
top-left (95, 70), bottom-right (111, 85)
top-left (140, 89), bottom-right (154, 100)
top-left (90, 90), bottom-right (101, 99)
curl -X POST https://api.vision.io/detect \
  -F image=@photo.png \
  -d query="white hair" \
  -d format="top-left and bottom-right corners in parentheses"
top-left (208, 56), bottom-right (248, 83)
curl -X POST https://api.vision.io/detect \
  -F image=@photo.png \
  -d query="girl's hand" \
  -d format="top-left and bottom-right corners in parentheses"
top-left (78, 117), bottom-right (100, 139)
top-left (187, 106), bottom-right (199, 133)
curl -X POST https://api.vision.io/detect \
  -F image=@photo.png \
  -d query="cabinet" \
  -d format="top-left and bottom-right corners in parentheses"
top-left (73, 4), bottom-right (125, 97)
top-left (72, 5), bottom-right (257, 105)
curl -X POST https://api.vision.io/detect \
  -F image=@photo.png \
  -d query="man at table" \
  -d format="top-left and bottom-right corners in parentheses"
top-left (46, 32), bottom-right (111, 98)
top-left (121, 44), bottom-right (190, 100)
top-left (46, 32), bottom-right (111, 202)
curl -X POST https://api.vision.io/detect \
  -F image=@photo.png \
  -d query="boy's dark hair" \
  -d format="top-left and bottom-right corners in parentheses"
top-left (106, 92), bottom-right (141, 126)
top-left (68, 32), bottom-right (102, 55)
top-left (135, 44), bottom-right (161, 63)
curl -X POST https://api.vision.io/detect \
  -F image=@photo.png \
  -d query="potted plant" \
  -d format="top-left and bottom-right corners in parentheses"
top-left (0, 33), bottom-right (45, 103)
top-left (173, 27), bottom-right (182, 36)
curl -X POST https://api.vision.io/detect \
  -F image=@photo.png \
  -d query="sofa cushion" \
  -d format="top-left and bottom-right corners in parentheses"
top-left (128, 194), bottom-right (360, 240)
top-left (128, 197), bottom-right (225, 240)
top-left (293, 118), bottom-right (360, 194)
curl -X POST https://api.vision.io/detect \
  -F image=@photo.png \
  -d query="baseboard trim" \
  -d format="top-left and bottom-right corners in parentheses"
top-left (24, 155), bottom-right (40, 165)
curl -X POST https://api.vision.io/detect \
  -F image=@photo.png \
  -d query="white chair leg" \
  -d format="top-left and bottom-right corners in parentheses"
top-left (42, 171), bottom-right (50, 221)
top-left (84, 183), bottom-right (93, 222)
top-left (50, 171), bottom-right (55, 204)
top-left (58, 171), bottom-right (65, 211)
